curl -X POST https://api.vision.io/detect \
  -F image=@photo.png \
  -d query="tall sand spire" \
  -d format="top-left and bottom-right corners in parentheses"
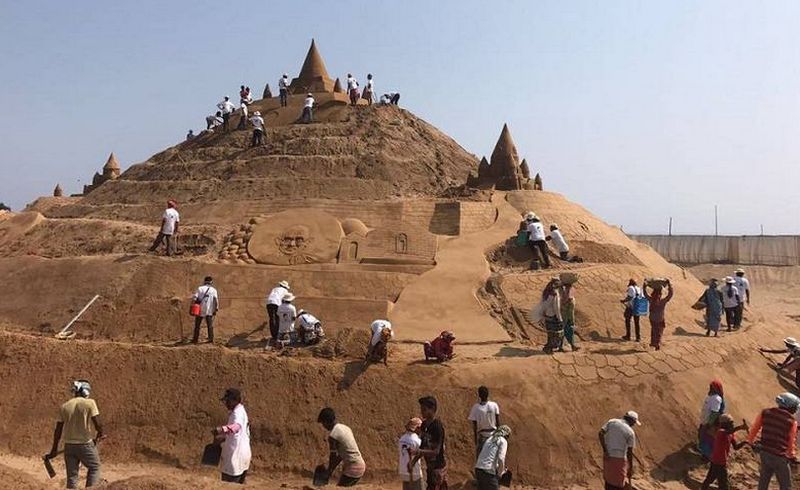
top-left (490, 124), bottom-right (522, 190)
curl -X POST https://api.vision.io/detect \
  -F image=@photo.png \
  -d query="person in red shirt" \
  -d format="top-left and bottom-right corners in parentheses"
top-left (701, 414), bottom-right (748, 490)
top-left (748, 392), bottom-right (800, 490)
top-left (424, 331), bottom-right (455, 362)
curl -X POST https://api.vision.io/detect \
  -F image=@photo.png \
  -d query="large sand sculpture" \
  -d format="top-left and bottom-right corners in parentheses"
top-left (1, 40), bottom-right (797, 489)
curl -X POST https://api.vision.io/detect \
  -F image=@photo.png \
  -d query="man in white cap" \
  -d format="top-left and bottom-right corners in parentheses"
top-left (277, 293), bottom-right (297, 347)
top-left (748, 392), bottom-right (800, 490)
top-left (217, 96), bottom-right (236, 132)
top-left (265, 281), bottom-right (290, 343)
top-left (366, 319), bottom-right (393, 364)
top-left (47, 380), bottom-right (106, 489)
top-left (721, 277), bottom-right (740, 332)
top-left (302, 93), bottom-right (315, 124)
top-left (598, 411), bottom-right (640, 490)
top-left (733, 268), bottom-right (750, 328)
top-left (524, 212), bottom-right (550, 270)
top-left (278, 74), bottom-right (290, 107)
top-left (297, 309), bottom-right (325, 345)
top-left (250, 111), bottom-right (265, 147)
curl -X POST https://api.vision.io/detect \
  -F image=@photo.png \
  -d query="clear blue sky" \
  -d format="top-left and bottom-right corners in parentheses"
top-left (1, 1), bottom-right (798, 234)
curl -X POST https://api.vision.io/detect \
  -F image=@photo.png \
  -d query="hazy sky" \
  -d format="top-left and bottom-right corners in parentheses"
top-left (1, 1), bottom-right (798, 234)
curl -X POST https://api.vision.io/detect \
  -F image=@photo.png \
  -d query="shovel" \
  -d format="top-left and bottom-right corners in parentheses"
top-left (312, 464), bottom-right (329, 486)
top-left (499, 469), bottom-right (513, 487)
top-left (43, 450), bottom-right (63, 478)
top-left (201, 442), bottom-right (222, 466)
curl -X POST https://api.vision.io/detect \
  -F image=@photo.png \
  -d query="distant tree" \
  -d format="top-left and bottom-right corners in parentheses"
top-left (0, 202), bottom-right (9, 211)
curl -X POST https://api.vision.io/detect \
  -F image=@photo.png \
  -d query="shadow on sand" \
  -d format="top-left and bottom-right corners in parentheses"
top-left (649, 442), bottom-right (706, 489)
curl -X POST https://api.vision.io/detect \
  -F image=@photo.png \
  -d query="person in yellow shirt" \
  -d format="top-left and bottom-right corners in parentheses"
top-left (47, 380), bottom-right (106, 489)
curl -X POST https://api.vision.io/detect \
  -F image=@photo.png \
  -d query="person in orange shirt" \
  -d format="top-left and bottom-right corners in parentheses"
top-left (748, 392), bottom-right (800, 490)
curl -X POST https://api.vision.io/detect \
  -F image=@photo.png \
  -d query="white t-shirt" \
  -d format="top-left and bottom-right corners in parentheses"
top-left (277, 303), bottom-right (296, 334)
top-left (240, 103), bottom-right (248, 117)
top-left (347, 77), bottom-right (358, 90)
top-left (297, 312), bottom-right (320, 331)
top-left (700, 394), bottom-right (723, 424)
top-left (366, 79), bottom-right (374, 91)
top-left (370, 320), bottom-right (392, 346)
top-left (526, 221), bottom-right (545, 241)
top-left (398, 432), bottom-right (422, 481)
top-left (161, 208), bottom-right (180, 235)
top-left (250, 116), bottom-right (264, 131)
top-left (266, 286), bottom-right (289, 306)
top-left (279, 77), bottom-right (289, 90)
top-left (474, 436), bottom-right (508, 475)
top-left (734, 276), bottom-right (750, 300)
top-left (218, 100), bottom-right (235, 114)
top-left (192, 285), bottom-right (219, 317)
top-left (304, 96), bottom-right (314, 108)
top-left (468, 401), bottom-right (500, 433)
top-left (625, 285), bottom-right (642, 307)
top-left (329, 423), bottom-right (364, 466)
top-left (550, 229), bottom-right (569, 253)
top-left (722, 285), bottom-right (740, 308)
top-left (602, 419), bottom-right (636, 459)
top-left (379, 95), bottom-right (391, 105)
top-left (221, 404), bottom-right (251, 477)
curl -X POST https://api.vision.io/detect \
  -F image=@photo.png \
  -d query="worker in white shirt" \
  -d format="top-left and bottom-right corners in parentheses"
top-left (302, 93), bottom-right (314, 124)
top-left (362, 74), bottom-right (374, 105)
top-left (297, 310), bottom-right (325, 345)
top-left (366, 319), bottom-right (393, 364)
top-left (217, 96), bottom-right (236, 132)
top-left (250, 111), bottom-right (265, 147)
top-left (468, 386), bottom-right (501, 456)
top-left (524, 212), bottom-right (550, 270)
top-left (733, 268), bottom-right (750, 328)
top-left (206, 112), bottom-right (223, 131)
top-left (191, 276), bottom-right (219, 344)
top-left (148, 200), bottom-right (180, 256)
top-left (546, 224), bottom-right (570, 260)
top-left (236, 101), bottom-right (249, 130)
top-left (346, 74), bottom-right (359, 106)
top-left (722, 277), bottom-right (741, 332)
top-left (265, 281), bottom-right (290, 342)
top-left (277, 294), bottom-right (297, 347)
top-left (278, 74), bottom-right (290, 107)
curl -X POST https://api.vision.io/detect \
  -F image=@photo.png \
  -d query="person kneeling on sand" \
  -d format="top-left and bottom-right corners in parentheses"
top-left (213, 388), bottom-right (251, 484)
top-left (398, 417), bottom-right (424, 490)
top-left (700, 414), bottom-right (748, 490)
top-left (423, 331), bottom-right (455, 362)
top-left (599, 411), bottom-right (640, 490)
top-left (47, 380), bottom-right (106, 489)
top-left (366, 319), bottom-right (393, 365)
top-left (748, 392), bottom-right (800, 490)
top-left (297, 309), bottom-right (325, 345)
top-left (474, 425), bottom-right (511, 490)
top-left (317, 407), bottom-right (366, 487)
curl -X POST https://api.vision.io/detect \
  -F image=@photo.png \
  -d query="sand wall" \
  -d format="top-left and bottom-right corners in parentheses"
top-left (632, 235), bottom-right (800, 266)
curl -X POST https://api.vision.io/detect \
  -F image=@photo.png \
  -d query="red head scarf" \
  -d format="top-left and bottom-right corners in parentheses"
top-left (710, 379), bottom-right (723, 397)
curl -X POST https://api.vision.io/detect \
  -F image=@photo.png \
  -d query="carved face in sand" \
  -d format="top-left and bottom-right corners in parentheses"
top-left (275, 225), bottom-right (314, 264)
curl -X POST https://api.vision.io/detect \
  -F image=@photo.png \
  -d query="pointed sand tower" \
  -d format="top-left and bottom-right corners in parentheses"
top-left (102, 152), bottom-right (120, 180)
top-left (490, 124), bottom-right (523, 190)
top-left (520, 158), bottom-right (531, 179)
top-left (290, 39), bottom-right (335, 94)
top-left (333, 77), bottom-right (344, 93)
top-left (53, 184), bottom-right (63, 197)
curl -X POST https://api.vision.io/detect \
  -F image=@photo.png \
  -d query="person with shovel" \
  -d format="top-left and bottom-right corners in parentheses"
top-left (316, 407), bottom-right (366, 486)
top-left (212, 388), bottom-right (251, 484)
top-left (599, 410), bottom-right (640, 490)
top-left (46, 380), bottom-right (105, 489)
top-left (474, 425), bottom-right (512, 490)
top-left (148, 199), bottom-right (180, 256)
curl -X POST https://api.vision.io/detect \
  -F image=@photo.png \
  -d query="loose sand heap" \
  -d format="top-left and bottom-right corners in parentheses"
top-left (1, 43), bottom-right (798, 489)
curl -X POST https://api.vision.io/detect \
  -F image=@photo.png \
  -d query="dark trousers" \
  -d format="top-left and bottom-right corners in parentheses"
top-left (605, 483), bottom-right (624, 490)
top-left (236, 115), bottom-right (246, 130)
top-left (222, 112), bottom-right (230, 131)
top-left (279, 89), bottom-right (288, 107)
top-left (624, 307), bottom-right (641, 340)
top-left (221, 471), bottom-right (247, 484)
top-left (338, 474), bottom-right (361, 486)
top-left (149, 232), bottom-right (176, 255)
top-left (733, 303), bottom-right (744, 327)
top-left (302, 107), bottom-right (313, 123)
top-left (475, 468), bottom-right (499, 490)
top-left (758, 451), bottom-right (792, 490)
top-left (701, 463), bottom-right (729, 490)
top-left (267, 304), bottom-right (279, 340)
top-left (65, 443), bottom-right (101, 489)
top-left (528, 240), bottom-right (550, 268)
top-left (193, 315), bottom-right (214, 343)
top-left (251, 129), bottom-right (264, 147)
top-left (724, 307), bottom-right (736, 330)
top-left (391, 93), bottom-right (400, 105)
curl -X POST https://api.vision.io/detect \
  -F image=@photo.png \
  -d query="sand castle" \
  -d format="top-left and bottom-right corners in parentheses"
top-left (0, 40), bottom-right (794, 489)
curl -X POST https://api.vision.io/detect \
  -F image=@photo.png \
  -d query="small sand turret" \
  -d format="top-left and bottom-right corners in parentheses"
top-left (263, 83), bottom-right (273, 99)
top-left (534, 173), bottom-right (543, 190)
top-left (520, 158), bottom-right (531, 179)
top-left (333, 78), bottom-right (344, 93)
top-left (53, 184), bottom-right (63, 197)
top-left (102, 152), bottom-right (120, 180)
